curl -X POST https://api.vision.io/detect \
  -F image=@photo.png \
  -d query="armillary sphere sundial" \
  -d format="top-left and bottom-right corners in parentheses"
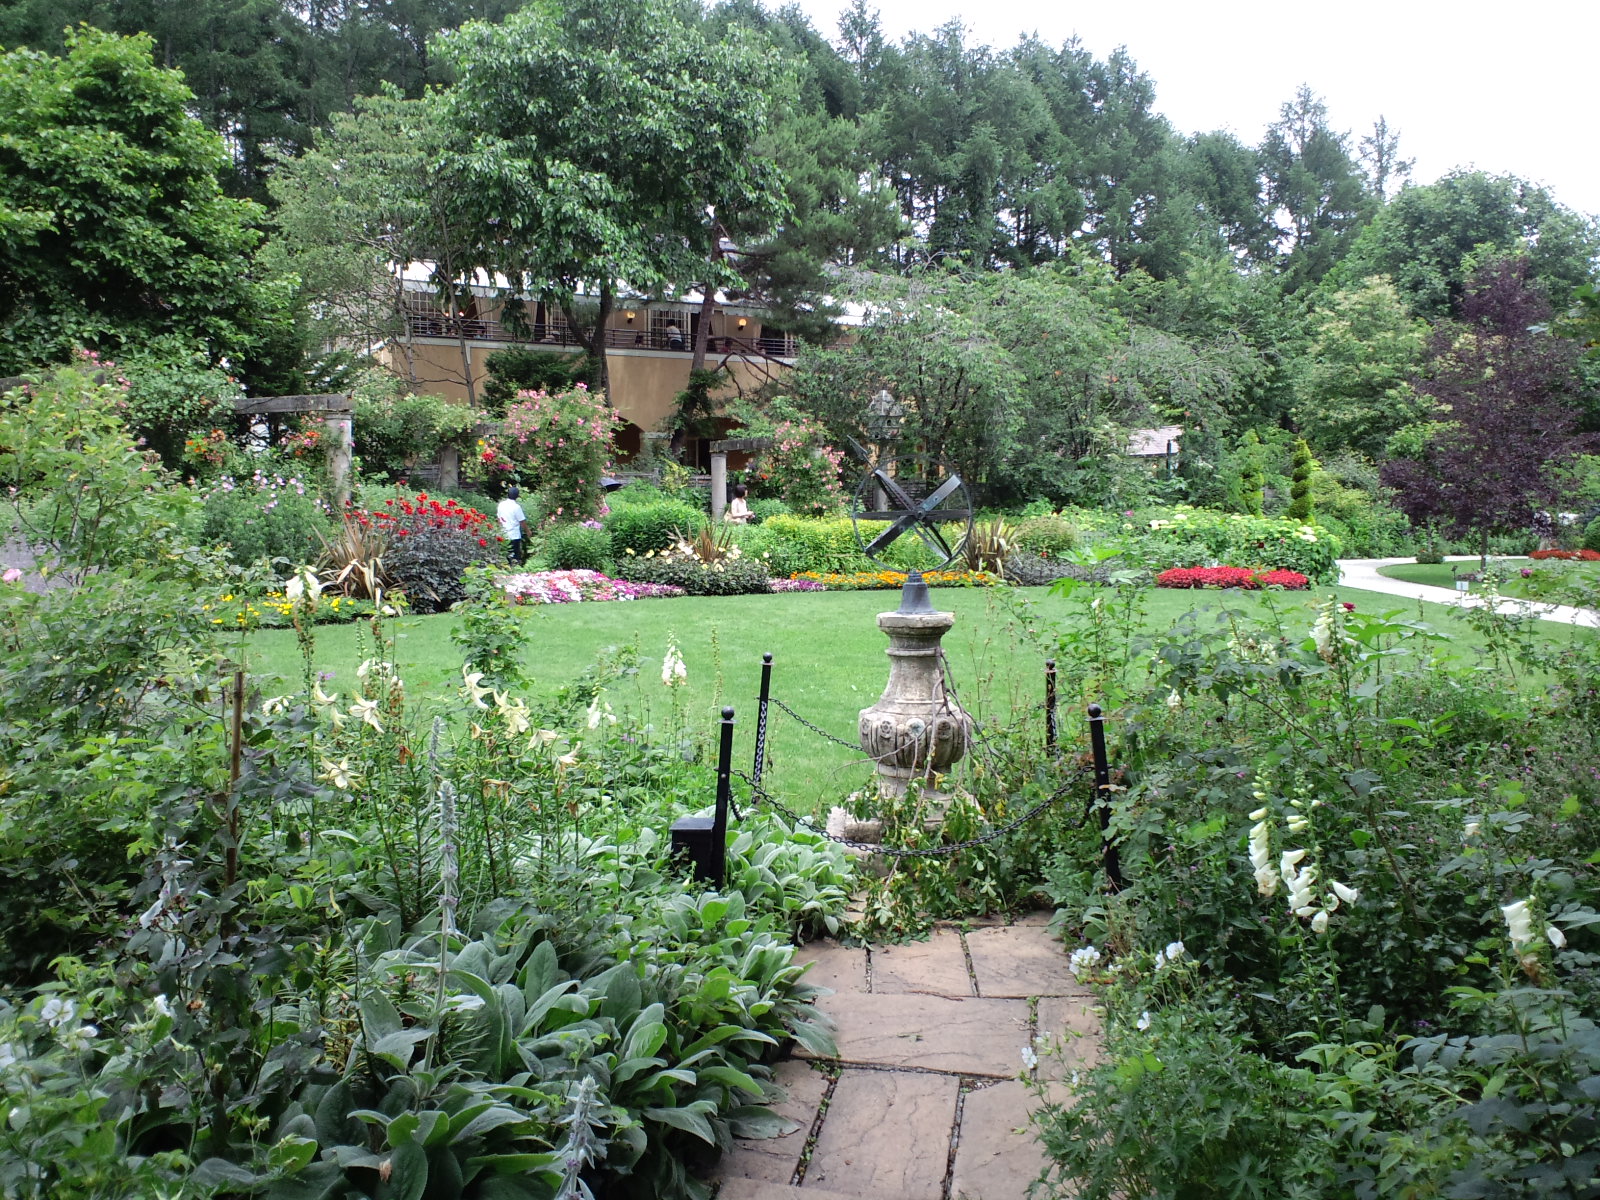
top-left (850, 456), bottom-right (975, 595)
top-left (843, 456), bottom-right (975, 825)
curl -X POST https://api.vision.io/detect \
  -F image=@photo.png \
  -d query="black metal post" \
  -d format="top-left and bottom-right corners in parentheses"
top-left (1087, 703), bottom-right (1123, 892)
top-left (670, 706), bottom-right (735, 886)
top-left (1044, 659), bottom-right (1058, 754)
top-left (753, 653), bottom-right (773, 788)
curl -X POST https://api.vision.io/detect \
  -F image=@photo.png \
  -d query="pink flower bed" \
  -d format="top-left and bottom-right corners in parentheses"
top-left (1156, 566), bottom-right (1309, 590)
top-left (768, 578), bottom-right (827, 593)
top-left (501, 569), bottom-right (684, 604)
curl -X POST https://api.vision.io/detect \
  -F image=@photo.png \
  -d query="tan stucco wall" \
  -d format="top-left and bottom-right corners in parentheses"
top-left (386, 340), bottom-right (789, 435)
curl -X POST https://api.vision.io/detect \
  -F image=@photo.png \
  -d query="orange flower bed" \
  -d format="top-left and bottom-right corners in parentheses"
top-left (789, 569), bottom-right (1001, 590)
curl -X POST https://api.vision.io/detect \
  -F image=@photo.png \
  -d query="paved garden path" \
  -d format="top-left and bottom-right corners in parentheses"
top-left (713, 914), bottom-right (1098, 1200)
top-left (1338, 556), bottom-right (1600, 628)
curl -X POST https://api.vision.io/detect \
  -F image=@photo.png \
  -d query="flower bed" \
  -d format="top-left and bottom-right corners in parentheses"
top-left (769, 578), bottom-right (827, 593)
top-left (1529, 548), bottom-right (1600, 561)
top-left (1156, 566), bottom-right (1309, 590)
top-left (789, 569), bottom-right (1001, 590)
top-left (500, 569), bottom-right (684, 604)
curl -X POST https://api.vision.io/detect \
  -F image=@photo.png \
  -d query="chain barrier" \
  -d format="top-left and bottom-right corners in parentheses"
top-left (731, 764), bottom-right (1093, 858)
top-left (750, 654), bottom-right (1101, 858)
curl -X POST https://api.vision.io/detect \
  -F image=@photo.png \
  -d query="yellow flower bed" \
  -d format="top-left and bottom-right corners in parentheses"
top-left (789, 569), bottom-right (1001, 590)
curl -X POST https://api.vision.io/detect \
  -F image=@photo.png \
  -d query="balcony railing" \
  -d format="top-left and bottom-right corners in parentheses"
top-left (403, 312), bottom-right (805, 358)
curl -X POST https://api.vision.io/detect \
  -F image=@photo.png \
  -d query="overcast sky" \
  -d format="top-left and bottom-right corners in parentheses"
top-left (788, 0), bottom-right (1600, 218)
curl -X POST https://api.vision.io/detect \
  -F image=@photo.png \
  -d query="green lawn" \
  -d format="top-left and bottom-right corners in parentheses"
top-left (245, 582), bottom-right (1589, 806)
top-left (1378, 558), bottom-right (1600, 601)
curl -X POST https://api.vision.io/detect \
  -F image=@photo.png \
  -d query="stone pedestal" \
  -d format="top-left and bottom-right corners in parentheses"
top-left (857, 608), bottom-right (972, 809)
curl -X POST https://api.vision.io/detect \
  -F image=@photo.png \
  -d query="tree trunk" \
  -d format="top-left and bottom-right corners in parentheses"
top-left (595, 280), bottom-right (614, 399)
top-left (690, 283), bottom-right (716, 372)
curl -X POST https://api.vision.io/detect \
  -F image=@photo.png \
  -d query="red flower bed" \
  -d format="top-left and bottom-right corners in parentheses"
top-left (1157, 566), bottom-right (1310, 590)
top-left (1529, 548), bottom-right (1600, 561)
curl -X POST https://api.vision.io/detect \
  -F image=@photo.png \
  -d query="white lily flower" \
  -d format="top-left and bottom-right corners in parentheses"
top-left (461, 668), bottom-right (492, 710)
top-left (319, 757), bottom-right (356, 790)
top-left (495, 694), bottom-right (531, 736)
top-left (349, 696), bottom-right (384, 733)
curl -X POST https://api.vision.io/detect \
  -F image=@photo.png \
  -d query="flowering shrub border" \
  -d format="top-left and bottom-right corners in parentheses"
top-left (500, 569), bottom-right (684, 604)
top-left (1529, 548), bottom-right (1600, 561)
top-left (789, 569), bottom-right (1001, 590)
top-left (1156, 566), bottom-right (1309, 590)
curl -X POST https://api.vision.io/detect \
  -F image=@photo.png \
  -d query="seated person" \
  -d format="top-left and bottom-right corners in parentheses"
top-left (726, 483), bottom-right (752, 524)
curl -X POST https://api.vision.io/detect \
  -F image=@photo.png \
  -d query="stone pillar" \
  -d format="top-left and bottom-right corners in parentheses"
top-left (858, 608), bottom-right (972, 809)
top-left (439, 444), bottom-right (461, 490)
top-left (710, 452), bottom-right (727, 522)
top-left (324, 410), bottom-right (354, 508)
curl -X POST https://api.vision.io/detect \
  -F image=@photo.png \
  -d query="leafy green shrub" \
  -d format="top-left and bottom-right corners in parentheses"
top-left (756, 514), bottom-right (872, 576)
top-left (607, 480), bottom-right (669, 507)
top-left (605, 499), bottom-right (704, 554)
top-left (118, 341), bottom-right (242, 471)
top-left (613, 549), bottom-right (771, 595)
top-left (1584, 515), bottom-right (1600, 552)
top-left (1012, 513), bottom-right (1079, 558)
top-left (747, 497), bottom-right (790, 524)
top-left (363, 491), bottom-right (496, 610)
top-left (544, 521), bottom-right (611, 571)
top-left (196, 473), bottom-right (331, 573)
top-left (351, 370), bottom-right (474, 478)
top-left (1139, 509), bottom-right (1341, 582)
top-left (480, 345), bottom-right (588, 412)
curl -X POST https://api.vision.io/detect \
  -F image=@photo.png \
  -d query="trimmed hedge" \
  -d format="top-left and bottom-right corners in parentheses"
top-left (543, 523), bottom-right (611, 571)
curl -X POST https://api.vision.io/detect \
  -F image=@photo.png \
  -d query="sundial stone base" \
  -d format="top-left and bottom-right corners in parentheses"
top-left (857, 607), bottom-right (972, 821)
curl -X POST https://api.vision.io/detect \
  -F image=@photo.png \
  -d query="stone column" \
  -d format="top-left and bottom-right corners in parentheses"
top-left (710, 451), bottom-right (727, 522)
top-left (439, 444), bottom-right (461, 490)
top-left (858, 607), bottom-right (972, 809)
top-left (324, 410), bottom-right (354, 508)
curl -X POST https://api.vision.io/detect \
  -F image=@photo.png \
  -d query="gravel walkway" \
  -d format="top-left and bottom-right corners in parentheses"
top-left (1339, 557), bottom-right (1600, 629)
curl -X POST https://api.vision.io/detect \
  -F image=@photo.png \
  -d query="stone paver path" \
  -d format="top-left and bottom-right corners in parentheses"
top-left (713, 915), bottom-right (1098, 1200)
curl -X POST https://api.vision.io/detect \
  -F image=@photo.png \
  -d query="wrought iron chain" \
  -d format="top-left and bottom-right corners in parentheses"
top-left (731, 765), bottom-right (1092, 858)
top-left (769, 696), bottom-right (869, 753)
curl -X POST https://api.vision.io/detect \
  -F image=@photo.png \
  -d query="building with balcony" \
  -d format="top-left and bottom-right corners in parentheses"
top-left (389, 266), bottom-right (847, 465)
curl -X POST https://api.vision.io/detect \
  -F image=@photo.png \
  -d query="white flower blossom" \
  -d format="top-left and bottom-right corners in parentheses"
top-left (1135, 1011), bottom-right (1152, 1032)
top-left (39, 998), bottom-right (74, 1028)
top-left (152, 995), bottom-right (174, 1019)
top-left (1166, 689), bottom-right (1181, 709)
top-left (1501, 899), bottom-right (1535, 948)
top-left (1163, 941), bottom-right (1185, 964)
top-left (1020, 1044), bottom-right (1038, 1071)
top-left (1330, 881), bottom-right (1359, 907)
top-left (461, 668), bottom-right (492, 710)
top-left (661, 641), bottom-right (687, 687)
top-left (1311, 910), bottom-right (1330, 934)
top-left (1068, 946), bottom-right (1102, 979)
top-left (349, 696), bottom-right (384, 733)
top-left (1463, 821), bottom-right (1481, 840)
top-left (1547, 924), bottom-right (1566, 949)
top-left (319, 757), bottom-right (356, 790)
top-left (495, 694), bottom-right (531, 736)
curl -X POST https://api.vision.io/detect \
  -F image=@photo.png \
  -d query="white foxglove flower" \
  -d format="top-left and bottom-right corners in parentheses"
top-left (1280, 849), bottom-right (1308, 872)
top-left (1311, 910), bottom-right (1330, 933)
top-left (1249, 806), bottom-right (1268, 822)
top-left (1547, 924), bottom-right (1567, 949)
top-left (1330, 881), bottom-right (1359, 906)
top-left (1463, 821), bottom-right (1481, 839)
top-left (1501, 899), bottom-right (1535, 948)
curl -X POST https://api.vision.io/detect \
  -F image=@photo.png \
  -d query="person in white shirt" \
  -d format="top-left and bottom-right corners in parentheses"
top-left (497, 486), bottom-right (529, 565)
top-left (726, 482), bottom-right (752, 524)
